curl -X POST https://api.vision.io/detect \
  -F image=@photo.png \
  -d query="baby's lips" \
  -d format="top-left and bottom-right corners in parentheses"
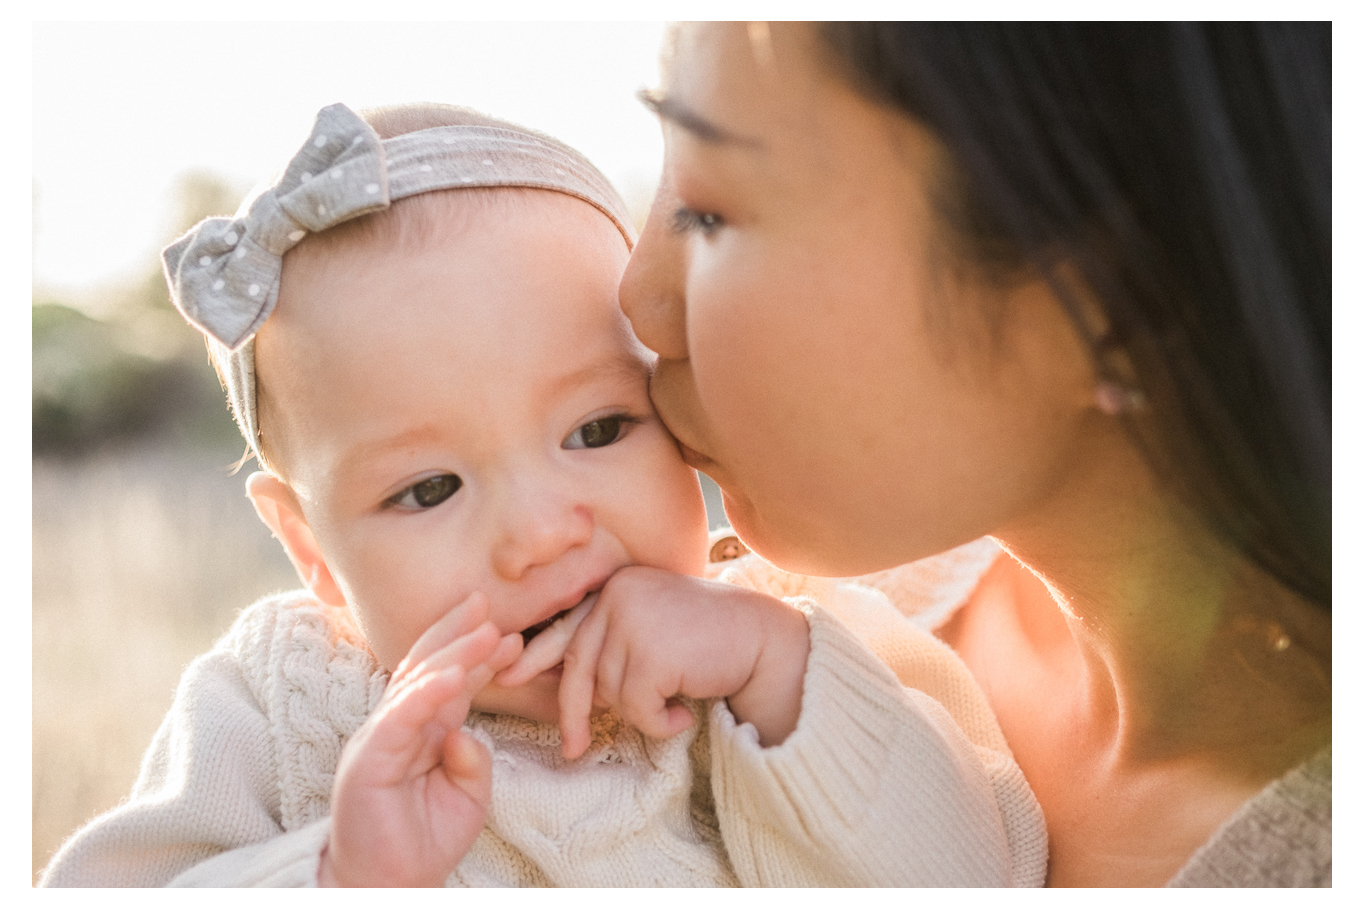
top-left (495, 592), bottom-right (599, 687)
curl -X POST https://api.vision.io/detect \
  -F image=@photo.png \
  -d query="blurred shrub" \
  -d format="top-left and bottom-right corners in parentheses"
top-left (33, 303), bottom-right (157, 450)
top-left (33, 172), bottom-right (248, 457)
top-left (32, 302), bottom-right (241, 455)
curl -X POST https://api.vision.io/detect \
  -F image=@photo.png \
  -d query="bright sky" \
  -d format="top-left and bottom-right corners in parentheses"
top-left (32, 21), bottom-right (669, 302)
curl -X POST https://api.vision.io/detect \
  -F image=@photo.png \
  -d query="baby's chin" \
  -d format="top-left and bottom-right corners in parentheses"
top-left (470, 667), bottom-right (564, 725)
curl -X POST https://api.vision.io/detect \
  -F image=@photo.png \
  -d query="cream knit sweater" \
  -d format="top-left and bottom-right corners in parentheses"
top-left (41, 540), bottom-right (1049, 887)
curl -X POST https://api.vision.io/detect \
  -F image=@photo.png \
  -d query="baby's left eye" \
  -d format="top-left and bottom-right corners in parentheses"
top-left (564, 415), bottom-right (639, 450)
top-left (387, 474), bottom-right (462, 510)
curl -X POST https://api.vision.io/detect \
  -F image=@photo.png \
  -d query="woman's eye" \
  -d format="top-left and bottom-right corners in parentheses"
top-left (670, 207), bottom-right (723, 237)
top-left (388, 474), bottom-right (462, 510)
top-left (564, 415), bottom-right (638, 450)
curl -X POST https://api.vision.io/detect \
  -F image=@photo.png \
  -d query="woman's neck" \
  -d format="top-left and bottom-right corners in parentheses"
top-left (944, 433), bottom-right (1330, 885)
top-left (992, 438), bottom-right (1330, 776)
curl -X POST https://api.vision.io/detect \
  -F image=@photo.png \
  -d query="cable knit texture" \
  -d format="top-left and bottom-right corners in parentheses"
top-left (39, 537), bottom-right (1326, 886)
top-left (43, 540), bottom-right (1048, 887)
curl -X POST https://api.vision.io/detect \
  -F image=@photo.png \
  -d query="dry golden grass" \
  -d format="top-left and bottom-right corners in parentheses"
top-left (32, 444), bottom-right (298, 883)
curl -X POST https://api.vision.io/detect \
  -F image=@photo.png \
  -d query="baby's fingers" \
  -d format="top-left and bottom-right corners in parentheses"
top-left (620, 689), bottom-right (697, 741)
top-left (393, 592), bottom-right (490, 683)
top-left (557, 609), bottom-right (609, 760)
top-left (441, 728), bottom-right (493, 807)
top-left (398, 618), bottom-right (520, 693)
top-left (352, 665), bottom-right (471, 784)
top-left (609, 651), bottom-right (696, 742)
top-left (424, 631), bottom-right (522, 730)
top-left (445, 632), bottom-right (521, 699)
top-left (496, 592), bottom-right (598, 687)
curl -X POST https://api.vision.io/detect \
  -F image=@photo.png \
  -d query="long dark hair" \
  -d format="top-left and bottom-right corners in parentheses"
top-left (820, 22), bottom-right (1331, 609)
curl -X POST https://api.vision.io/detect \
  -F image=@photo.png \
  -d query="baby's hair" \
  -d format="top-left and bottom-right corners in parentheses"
top-left (212, 102), bottom-right (599, 477)
top-left (304, 102), bottom-right (584, 258)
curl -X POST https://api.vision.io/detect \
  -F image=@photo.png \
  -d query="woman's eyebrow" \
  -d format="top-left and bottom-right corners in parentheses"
top-left (637, 89), bottom-right (761, 148)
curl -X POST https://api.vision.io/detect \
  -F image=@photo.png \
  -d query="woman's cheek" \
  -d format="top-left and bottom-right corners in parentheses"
top-left (687, 258), bottom-right (779, 425)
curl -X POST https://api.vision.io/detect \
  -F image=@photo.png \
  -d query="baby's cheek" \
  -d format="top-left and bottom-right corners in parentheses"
top-left (345, 605), bottom-right (400, 672)
top-left (348, 593), bottom-right (438, 674)
top-left (612, 433), bottom-right (710, 574)
top-left (662, 472), bottom-right (712, 576)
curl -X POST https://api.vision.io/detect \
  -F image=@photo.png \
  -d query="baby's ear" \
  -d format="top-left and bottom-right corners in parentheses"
top-left (245, 472), bottom-right (346, 607)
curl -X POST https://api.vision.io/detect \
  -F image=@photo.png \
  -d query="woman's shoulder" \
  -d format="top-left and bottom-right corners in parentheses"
top-left (1168, 745), bottom-right (1331, 887)
top-left (705, 529), bottom-right (1001, 630)
top-left (848, 538), bottom-right (1002, 629)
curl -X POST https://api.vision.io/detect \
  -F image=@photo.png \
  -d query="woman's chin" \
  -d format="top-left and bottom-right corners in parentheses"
top-left (716, 488), bottom-right (799, 568)
top-left (720, 488), bottom-right (890, 577)
top-left (678, 442), bottom-right (718, 474)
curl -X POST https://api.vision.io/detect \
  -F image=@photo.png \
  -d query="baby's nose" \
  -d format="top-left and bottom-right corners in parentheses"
top-left (490, 483), bottom-right (594, 580)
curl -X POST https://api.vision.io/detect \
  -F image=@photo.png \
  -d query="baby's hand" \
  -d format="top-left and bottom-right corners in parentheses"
top-left (494, 590), bottom-right (599, 688)
top-left (555, 567), bottom-right (811, 760)
top-left (320, 593), bottom-right (522, 887)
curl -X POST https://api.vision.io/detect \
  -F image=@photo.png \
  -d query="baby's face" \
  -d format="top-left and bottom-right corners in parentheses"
top-left (257, 191), bottom-right (710, 723)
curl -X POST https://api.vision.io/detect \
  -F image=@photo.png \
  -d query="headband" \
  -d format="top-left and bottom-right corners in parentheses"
top-left (162, 102), bottom-right (637, 460)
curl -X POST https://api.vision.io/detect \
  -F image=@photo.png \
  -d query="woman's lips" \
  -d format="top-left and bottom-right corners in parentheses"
top-left (677, 441), bottom-right (715, 471)
top-left (649, 361), bottom-right (717, 470)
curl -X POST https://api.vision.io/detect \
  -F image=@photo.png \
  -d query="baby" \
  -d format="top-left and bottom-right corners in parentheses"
top-left (40, 103), bottom-right (1046, 887)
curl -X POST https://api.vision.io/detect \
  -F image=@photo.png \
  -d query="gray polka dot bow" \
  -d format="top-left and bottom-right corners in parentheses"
top-left (162, 104), bottom-right (390, 351)
top-left (158, 101), bottom-right (635, 457)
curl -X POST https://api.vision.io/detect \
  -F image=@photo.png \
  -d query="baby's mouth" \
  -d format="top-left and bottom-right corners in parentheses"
top-left (521, 590), bottom-right (599, 645)
top-left (499, 590), bottom-right (602, 688)
top-left (521, 609), bottom-right (570, 644)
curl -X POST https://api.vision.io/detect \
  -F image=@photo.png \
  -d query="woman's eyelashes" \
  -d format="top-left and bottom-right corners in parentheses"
top-left (670, 207), bottom-right (723, 237)
top-left (563, 414), bottom-right (642, 450)
top-left (386, 473), bottom-right (462, 510)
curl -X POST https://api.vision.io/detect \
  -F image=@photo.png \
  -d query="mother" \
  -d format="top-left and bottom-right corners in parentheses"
top-left (620, 22), bottom-right (1330, 887)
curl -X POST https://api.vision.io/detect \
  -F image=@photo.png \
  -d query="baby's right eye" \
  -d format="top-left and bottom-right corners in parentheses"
top-left (387, 474), bottom-right (462, 510)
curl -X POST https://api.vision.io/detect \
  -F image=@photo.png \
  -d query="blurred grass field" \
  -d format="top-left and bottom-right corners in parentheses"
top-left (32, 443), bottom-right (299, 882)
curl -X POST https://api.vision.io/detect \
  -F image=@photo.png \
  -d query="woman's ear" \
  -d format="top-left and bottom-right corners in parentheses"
top-left (245, 472), bottom-right (347, 606)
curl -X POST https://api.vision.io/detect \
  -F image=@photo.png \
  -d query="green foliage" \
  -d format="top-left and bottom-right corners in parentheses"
top-left (33, 303), bottom-right (156, 450)
top-left (32, 303), bottom-right (241, 454)
top-left (32, 171), bottom-right (249, 456)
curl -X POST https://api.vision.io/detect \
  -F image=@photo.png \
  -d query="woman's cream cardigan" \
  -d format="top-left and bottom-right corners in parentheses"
top-left (41, 540), bottom-right (1048, 887)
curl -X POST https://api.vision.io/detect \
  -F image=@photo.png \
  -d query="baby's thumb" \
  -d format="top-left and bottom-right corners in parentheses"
top-left (443, 730), bottom-right (493, 809)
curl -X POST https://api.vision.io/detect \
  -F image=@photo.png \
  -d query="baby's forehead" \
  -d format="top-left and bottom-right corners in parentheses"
top-left (277, 191), bottom-right (624, 318)
top-left (264, 187), bottom-right (641, 405)
top-left (288, 185), bottom-right (622, 267)
top-left (172, 103), bottom-right (640, 474)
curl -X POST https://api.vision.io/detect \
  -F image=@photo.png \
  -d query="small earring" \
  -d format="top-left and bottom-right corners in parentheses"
top-left (1095, 380), bottom-right (1146, 416)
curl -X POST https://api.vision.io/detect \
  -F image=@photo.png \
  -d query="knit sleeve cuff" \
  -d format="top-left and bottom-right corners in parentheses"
top-left (709, 602), bottom-right (1012, 886)
top-left (168, 817), bottom-right (331, 887)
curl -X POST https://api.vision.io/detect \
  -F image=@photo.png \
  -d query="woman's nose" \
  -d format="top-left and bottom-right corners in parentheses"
top-left (490, 481), bottom-right (595, 581)
top-left (619, 170), bottom-right (690, 361)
